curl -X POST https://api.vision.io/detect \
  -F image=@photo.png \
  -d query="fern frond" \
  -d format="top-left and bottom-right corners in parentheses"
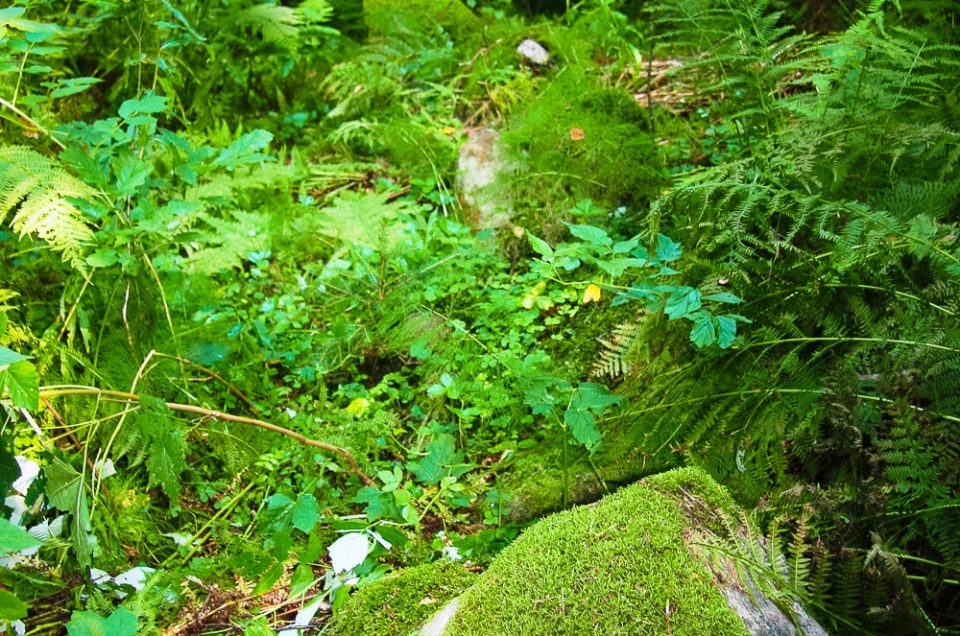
top-left (0, 145), bottom-right (98, 269)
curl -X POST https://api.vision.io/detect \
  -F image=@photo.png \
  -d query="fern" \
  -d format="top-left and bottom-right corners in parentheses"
top-left (591, 320), bottom-right (643, 380)
top-left (0, 145), bottom-right (98, 269)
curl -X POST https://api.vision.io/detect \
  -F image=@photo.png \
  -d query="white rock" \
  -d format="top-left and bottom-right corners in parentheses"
top-left (517, 39), bottom-right (549, 65)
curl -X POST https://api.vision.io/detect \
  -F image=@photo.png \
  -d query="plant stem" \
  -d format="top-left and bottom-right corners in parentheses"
top-left (38, 386), bottom-right (375, 486)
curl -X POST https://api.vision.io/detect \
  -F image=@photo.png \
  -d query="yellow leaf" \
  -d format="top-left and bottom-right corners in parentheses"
top-left (345, 397), bottom-right (369, 417)
top-left (582, 283), bottom-right (602, 304)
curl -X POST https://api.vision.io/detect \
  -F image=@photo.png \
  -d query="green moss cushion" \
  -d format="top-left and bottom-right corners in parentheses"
top-left (446, 467), bottom-right (750, 635)
top-left (331, 560), bottom-right (477, 636)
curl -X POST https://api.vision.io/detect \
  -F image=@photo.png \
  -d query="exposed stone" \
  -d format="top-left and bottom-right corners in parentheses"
top-left (516, 38), bottom-right (550, 65)
top-left (456, 128), bottom-right (513, 230)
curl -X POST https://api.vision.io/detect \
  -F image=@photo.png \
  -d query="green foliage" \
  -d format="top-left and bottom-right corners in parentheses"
top-left (0, 0), bottom-right (958, 632)
top-left (0, 146), bottom-right (98, 269)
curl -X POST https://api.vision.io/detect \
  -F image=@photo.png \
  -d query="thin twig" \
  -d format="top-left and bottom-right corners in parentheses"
top-left (39, 386), bottom-right (374, 486)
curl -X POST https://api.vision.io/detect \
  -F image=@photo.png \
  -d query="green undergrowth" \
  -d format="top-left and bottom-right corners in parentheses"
top-left (1, 0), bottom-right (958, 633)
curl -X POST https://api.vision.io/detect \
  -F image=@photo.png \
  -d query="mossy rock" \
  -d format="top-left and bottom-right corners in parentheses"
top-left (331, 560), bottom-right (477, 636)
top-left (499, 67), bottom-right (665, 236)
top-left (444, 467), bottom-right (749, 635)
top-left (363, 0), bottom-right (481, 42)
top-left (500, 419), bottom-right (657, 521)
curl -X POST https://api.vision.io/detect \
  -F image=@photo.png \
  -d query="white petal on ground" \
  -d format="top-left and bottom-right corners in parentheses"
top-left (328, 533), bottom-right (369, 574)
top-left (12, 457), bottom-right (39, 495)
top-left (277, 595), bottom-right (328, 636)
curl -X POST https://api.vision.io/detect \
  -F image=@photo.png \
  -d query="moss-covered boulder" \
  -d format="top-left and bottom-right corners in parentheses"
top-left (441, 468), bottom-right (826, 635)
top-left (363, 0), bottom-right (481, 42)
top-left (446, 467), bottom-right (749, 635)
top-left (330, 560), bottom-right (477, 636)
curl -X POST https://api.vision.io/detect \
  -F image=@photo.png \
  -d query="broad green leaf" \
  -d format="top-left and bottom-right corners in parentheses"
top-left (0, 8), bottom-right (26, 25)
top-left (118, 92), bottom-right (168, 120)
top-left (288, 563), bottom-right (314, 598)
top-left (597, 258), bottom-right (647, 277)
top-left (44, 459), bottom-right (92, 568)
top-left (213, 130), bottom-right (274, 169)
top-left (66, 608), bottom-right (138, 636)
top-left (703, 292), bottom-right (741, 304)
top-left (527, 233), bottom-right (554, 260)
top-left (716, 315), bottom-right (738, 349)
top-left (573, 383), bottom-right (621, 410)
top-left (292, 494), bottom-right (320, 534)
top-left (613, 238), bottom-right (639, 254)
top-left (409, 434), bottom-right (455, 485)
top-left (0, 589), bottom-right (27, 621)
top-left (1, 360), bottom-right (39, 410)
top-left (113, 152), bottom-right (153, 196)
top-left (566, 224), bottom-right (611, 246)
top-left (0, 346), bottom-right (28, 368)
top-left (49, 77), bottom-right (102, 98)
top-left (564, 407), bottom-right (600, 451)
top-left (0, 517), bottom-right (41, 554)
top-left (656, 234), bottom-right (682, 262)
top-left (253, 561), bottom-right (285, 595)
top-left (664, 288), bottom-right (702, 320)
top-left (690, 313), bottom-right (716, 348)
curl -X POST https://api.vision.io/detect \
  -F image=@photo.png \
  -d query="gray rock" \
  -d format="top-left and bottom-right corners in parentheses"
top-left (517, 39), bottom-right (549, 65)
top-left (456, 128), bottom-right (513, 230)
top-left (420, 598), bottom-right (459, 636)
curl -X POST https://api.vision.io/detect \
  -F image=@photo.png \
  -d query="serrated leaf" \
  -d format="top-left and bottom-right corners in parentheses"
top-left (0, 589), bottom-right (27, 621)
top-left (716, 315), bottom-right (738, 349)
top-left (573, 383), bottom-right (622, 410)
top-left (703, 292), bottom-right (741, 304)
top-left (596, 258), bottom-right (647, 277)
top-left (118, 92), bottom-right (168, 120)
top-left (1, 359), bottom-right (39, 409)
top-left (138, 397), bottom-right (186, 500)
top-left (690, 313), bottom-right (716, 348)
top-left (292, 494), bottom-right (320, 534)
top-left (409, 434), bottom-right (455, 485)
top-left (664, 288), bottom-right (701, 320)
top-left (656, 234), bottom-right (682, 262)
top-left (564, 407), bottom-right (600, 451)
top-left (0, 517), bottom-right (41, 554)
top-left (527, 233), bottom-right (554, 260)
top-left (566, 223), bottom-right (611, 246)
top-left (213, 129), bottom-right (274, 169)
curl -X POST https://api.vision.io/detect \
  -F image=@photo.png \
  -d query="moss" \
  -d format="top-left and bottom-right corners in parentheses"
top-left (499, 67), bottom-right (665, 237)
top-left (447, 468), bottom-right (749, 635)
top-left (331, 560), bottom-right (477, 636)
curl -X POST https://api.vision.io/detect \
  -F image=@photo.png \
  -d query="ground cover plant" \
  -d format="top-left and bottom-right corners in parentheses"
top-left (0, 0), bottom-right (958, 633)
